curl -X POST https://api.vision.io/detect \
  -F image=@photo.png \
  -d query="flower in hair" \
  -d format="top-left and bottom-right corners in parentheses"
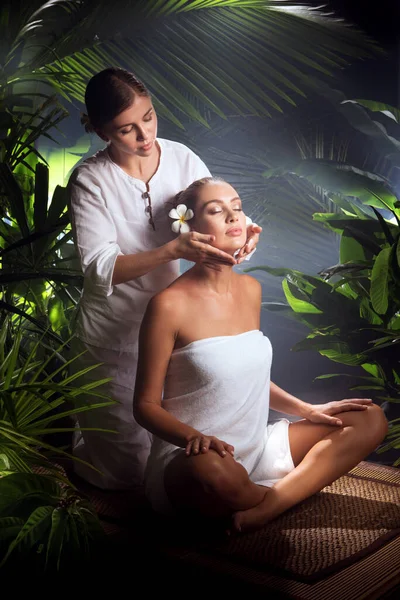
top-left (168, 204), bottom-right (194, 233)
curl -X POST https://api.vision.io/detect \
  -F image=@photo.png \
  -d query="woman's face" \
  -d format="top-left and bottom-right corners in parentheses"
top-left (193, 182), bottom-right (247, 255)
top-left (99, 95), bottom-right (158, 157)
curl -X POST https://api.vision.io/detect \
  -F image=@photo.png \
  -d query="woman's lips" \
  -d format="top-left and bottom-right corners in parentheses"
top-left (141, 141), bottom-right (153, 151)
top-left (226, 227), bottom-right (243, 236)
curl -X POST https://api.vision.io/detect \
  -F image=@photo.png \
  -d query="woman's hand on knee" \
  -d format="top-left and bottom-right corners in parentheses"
top-left (304, 398), bottom-right (373, 426)
top-left (185, 434), bottom-right (235, 458)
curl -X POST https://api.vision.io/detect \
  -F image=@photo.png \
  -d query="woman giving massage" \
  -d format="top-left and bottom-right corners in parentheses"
top-left (133, 177), bottom-right (387, 533)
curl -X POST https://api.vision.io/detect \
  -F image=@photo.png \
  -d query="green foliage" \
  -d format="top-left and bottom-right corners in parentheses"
top-left (1, 0), bottom-right (378, 132)
top-left (0, 473), bottom-right (106, 571)
top-left (250, 136), bottom-right (400, 464)
top-left (0, 318), bottom-right (114, 476)
top-left (0, 162), bottom-right (82, 338)
top-left (0, 317), bottom-right (114, 571)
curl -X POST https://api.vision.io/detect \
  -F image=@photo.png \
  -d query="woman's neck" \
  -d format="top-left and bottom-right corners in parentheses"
top-left (190, 263), bottom-right (236, 295)
top-left (108, 142), bottom-right (160, 182)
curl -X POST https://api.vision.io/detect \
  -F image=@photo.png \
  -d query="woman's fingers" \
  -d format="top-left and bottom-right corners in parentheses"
top-left (188, 233), bottom-right (236, 265)
top-left (333, 403), bottom-right (369, 413)
top-left (198, 243), bottom-right (236, 265)
top-left (331, 399), bottom-right (372, 414)
top-left (209, 438), bottom-right (227, 457)
top-left (191, 437), bottom-right (200, 455)
top-left (225, 443), bottom-right (235, 456)
top-left (341, 398), bottom-right (372, 405)
top-left (236, 225), bottom-right (262, 260)
top-left (201, 438), bottom-right (210, 453)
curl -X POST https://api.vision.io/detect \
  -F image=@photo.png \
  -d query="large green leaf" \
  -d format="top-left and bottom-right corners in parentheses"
top-left (0, 517), bottom-right (24, 543)
top-left (370, 247), bottom-right (391, 314)
top-left (340, 234), bottom-right (367, 264)
top-left (3, 1), bottom-right (379, 127)
top-left (45, 507), bottom-right (67, 570)
top-left (342, 100), bottom-right (400, 126)
top-left (397, 237), bottom-right (400, 269)
top-left (273, 160), bottom-right (398, 212)
top-left (282, 279), bottom-right (322, 314)
top-left (0, 473), bottom-right (60, 516)
top-left (1, 504), bottom-right (53, 565)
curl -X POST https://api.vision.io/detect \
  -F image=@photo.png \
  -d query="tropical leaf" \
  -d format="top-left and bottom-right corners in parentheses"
top-left (0, 516), bottom-right (24, 543)
top-left (265, 160), bottom-right (398, 212)
top-left (0, 473), bottom-right (60, 516)
top-left (45, 507), bottom-right (67, 570)
top-left (3, 1), bottom-right (379, 127)
top-left (342, 100), bottom-right (400, 126)
top-left (370, 247), bottom-right (391, 314)
top-left (0, 504), bottom-right (53, 565)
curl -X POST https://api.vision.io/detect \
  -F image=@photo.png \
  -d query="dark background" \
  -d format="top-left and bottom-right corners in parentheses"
top-left (317, 0), bottom-right (399, 104)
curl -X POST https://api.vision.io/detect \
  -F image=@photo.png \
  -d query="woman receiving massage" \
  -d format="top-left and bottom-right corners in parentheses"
top-left (133, 177), bottom-right (388, 533)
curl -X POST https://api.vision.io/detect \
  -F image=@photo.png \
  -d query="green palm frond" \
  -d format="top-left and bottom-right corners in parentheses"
top-left (3, 1), bottom-right (380, 127)
top-left (0, 319), bottom-right (115, 477)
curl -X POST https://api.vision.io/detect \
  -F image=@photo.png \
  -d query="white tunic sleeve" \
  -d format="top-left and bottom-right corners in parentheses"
top-left (68, 170), bottom-right (121, 298)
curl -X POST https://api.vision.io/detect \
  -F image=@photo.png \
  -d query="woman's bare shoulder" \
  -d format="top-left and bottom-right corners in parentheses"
top-left (236, 273), bottom-right (262, 297)
top-left (145, 280), bottom-right (189, 322)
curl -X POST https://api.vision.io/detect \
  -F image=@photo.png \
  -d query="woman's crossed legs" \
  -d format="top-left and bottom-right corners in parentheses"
top-left (164, 404), bottom-right (388, 533)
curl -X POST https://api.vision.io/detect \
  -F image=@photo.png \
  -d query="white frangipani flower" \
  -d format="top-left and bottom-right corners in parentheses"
top-left (169, 204), bottom-right (194, 233)
top-left (245, 215), bottom-right (253, 226)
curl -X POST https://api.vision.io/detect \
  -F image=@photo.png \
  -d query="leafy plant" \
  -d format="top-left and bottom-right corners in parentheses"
top-left (2, 0), bottom-right (379, 131)
top-left (0, 319), bottom-right (114, 476)
top-left (0, 161), bottom-right (82, 337)
top-left (248, 146), bottom-right (400, 463)
top-left (0, 318), bottom-right (115, 571)
top-left (0, 472), bottom-right (106, 572)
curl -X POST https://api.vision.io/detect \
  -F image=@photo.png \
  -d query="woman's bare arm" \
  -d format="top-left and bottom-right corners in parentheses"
top-left (133, 290), bottom-right (202, 446)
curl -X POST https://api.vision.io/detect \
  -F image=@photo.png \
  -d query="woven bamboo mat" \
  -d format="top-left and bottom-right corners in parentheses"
top-left (76, 461), bottom-right (400, 599)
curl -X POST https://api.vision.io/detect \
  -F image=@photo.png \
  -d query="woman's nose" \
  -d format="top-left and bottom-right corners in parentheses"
top-left (137, 127), bottom-right (147, 141)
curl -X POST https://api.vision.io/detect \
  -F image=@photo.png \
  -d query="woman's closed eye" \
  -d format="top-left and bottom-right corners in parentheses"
top-left (208, 205), bottom-right (242, 215)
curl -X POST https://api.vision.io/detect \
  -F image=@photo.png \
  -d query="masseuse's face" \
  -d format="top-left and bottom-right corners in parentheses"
top-left (100, 95), bottom-right (158, 157)
top-left (193, 182), bottom-right (247, 255)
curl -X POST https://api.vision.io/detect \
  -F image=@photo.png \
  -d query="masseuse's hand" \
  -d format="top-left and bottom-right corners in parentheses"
top-left (172, 232), bottom-right (236, 270)
top-left (186, 434), bottom-right (235, 458)
top-left (236, 223), bottom-right (262, 264)
top-left (304, 398), bottom-right (373, 426)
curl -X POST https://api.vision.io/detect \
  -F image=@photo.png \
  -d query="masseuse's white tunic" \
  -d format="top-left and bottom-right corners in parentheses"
top-left (68, 138), bottom-right (210, 489)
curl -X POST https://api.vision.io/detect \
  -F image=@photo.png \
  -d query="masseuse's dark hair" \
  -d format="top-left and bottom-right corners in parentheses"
top-left (173, 176), bottom-right (226, 218)
top-left (81, 67), bottom-right (150, 132)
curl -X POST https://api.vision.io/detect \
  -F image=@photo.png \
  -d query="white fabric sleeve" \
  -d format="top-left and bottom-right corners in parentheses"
top-left (68, 172), bottom-right (121, 297)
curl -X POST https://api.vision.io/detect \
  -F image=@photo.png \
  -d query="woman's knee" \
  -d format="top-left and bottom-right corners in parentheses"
top-left (348, 403), bottom-right (388, 445)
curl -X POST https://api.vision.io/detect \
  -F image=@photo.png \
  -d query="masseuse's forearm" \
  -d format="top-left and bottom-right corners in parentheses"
top-left (270, 382), bottom-right (311, 418)
top-left (112, 241), bottom-right (177, 285)
top-left (134, 403), bottom-right (201, 448)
